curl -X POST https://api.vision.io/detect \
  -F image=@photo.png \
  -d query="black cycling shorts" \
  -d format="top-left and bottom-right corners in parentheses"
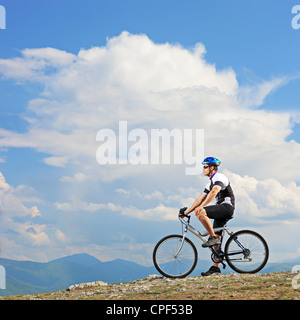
top-left (204, 203), bottom-right (234, 235)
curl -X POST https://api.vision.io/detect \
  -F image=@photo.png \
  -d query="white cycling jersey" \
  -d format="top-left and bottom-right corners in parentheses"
top-left (203, 172), bottom-right (235, 207)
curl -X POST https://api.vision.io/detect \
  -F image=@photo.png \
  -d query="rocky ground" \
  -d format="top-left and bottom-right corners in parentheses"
top-left (1, 271), bottom-right (299, 300)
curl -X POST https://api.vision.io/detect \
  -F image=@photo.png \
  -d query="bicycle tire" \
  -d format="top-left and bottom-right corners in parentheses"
top-left (153, 234), bottom-right (198, 278)
top-left (224, 230), bottom-right (269, 273)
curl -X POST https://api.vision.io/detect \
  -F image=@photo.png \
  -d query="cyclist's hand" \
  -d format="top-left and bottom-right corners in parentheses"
top-left (179, 207), bottom-right (187, 218)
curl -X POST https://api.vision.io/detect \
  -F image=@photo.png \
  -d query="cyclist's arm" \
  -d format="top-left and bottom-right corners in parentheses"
top-left (185, 193), bottom-right (207, 215)
top-left (198, 186), bottom-right (221, 208)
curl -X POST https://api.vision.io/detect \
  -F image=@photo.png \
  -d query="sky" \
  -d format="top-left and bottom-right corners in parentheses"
top-left (0, 0), bottom-right (300, 266)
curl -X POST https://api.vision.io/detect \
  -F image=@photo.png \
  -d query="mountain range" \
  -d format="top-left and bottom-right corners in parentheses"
top-left (0, 253), bottom-right (299, 297)
top-left (0, 253), bottom-right (157, 297)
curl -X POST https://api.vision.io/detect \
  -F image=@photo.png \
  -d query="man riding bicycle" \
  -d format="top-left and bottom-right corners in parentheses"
top-left (182, 157), bottom-right (235, 276)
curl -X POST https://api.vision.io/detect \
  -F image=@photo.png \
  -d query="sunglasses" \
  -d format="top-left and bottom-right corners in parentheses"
top-left (203, 165), bottom-right (209, 169)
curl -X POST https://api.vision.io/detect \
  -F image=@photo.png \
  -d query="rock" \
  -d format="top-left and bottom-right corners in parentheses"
top-left (148, 274), bottom-right (162, 279)
top-left (67, 280), bottom-right (108, 291)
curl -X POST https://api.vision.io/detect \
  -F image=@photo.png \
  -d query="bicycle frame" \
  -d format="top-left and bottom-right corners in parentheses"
top-left (179, 215), bottom-right (248, 269)
top-left (179, 215), bottom-right (231, 244)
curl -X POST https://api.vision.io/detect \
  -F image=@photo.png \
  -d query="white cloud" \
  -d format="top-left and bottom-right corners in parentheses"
top-left (224, 170), bottom-right (300, 223)
top-left (238, 77), bottom-right (288, 108)
top-left (60, 172), bottom-right (90, 182)
top-left (54, 169), bottom-right (300, 224)
top-left (0, 171), bottom-right (49, 249)
top-left (43, 156), bottom-right (69, 167)
top-left (0, 171), bottom-right (67, 259)
top-left (120, 203), bottom-right (178, 221)
top-left (55, 229), bottom-right (68, 243)
top-left (115, 188), bottom-right (164, 200)
top-left (0, 171), bottom-right (10, 192)
top-left (0, 172), bottom-right (41, 219)
top-left (0, 32), bottom-right (298, 184)
top-left (54, 198), bottom-right (178, 221)
top-left (54, 199), bottom-right (121, 212)
top-left (0, 47), bottom-right (75, 80)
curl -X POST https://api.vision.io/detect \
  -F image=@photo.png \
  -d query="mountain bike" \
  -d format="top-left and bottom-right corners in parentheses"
top-left (153, 212), bottom-right (269, 278)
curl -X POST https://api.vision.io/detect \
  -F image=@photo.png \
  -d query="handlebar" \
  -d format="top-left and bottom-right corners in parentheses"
top-left (178, 207), bottom-right (191, 224)
top-left (178, 206), bottom-right (187, 216)
top-left (179, 206), bottom-right (187, 216)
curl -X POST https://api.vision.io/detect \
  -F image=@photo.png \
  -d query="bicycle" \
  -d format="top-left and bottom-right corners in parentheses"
top-left (153, 209), bottom-right (269, 278)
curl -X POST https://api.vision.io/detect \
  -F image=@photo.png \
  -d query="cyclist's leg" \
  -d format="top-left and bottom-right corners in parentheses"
top-left (204, 204), bottom-right (234, 268)
top-left (205, 204), bottom-right (234, 232)
top-left (195, 207), bottom-right (216, 237)
top-left (211, 219), bottom-right (226, 268)
top-left (198, 204), bottom-right (231, 235)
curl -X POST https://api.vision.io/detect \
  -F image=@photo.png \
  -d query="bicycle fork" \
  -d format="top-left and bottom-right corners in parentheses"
top-left (174, 226), bottom-right (189, 258)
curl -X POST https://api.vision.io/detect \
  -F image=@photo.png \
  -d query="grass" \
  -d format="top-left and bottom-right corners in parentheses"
top-left (1, 271), bottom-right (299, 300)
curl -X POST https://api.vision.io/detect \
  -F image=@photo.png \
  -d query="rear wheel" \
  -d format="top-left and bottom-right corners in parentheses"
top-left (224, 230), bottom-right (269, 273)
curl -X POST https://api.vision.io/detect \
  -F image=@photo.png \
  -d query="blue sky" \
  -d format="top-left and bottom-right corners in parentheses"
top-left (0, 0), bottom-right (300, 266)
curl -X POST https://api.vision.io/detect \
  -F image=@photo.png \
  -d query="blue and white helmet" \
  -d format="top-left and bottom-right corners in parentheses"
top-left (202, 157), bottom-right (221, 166)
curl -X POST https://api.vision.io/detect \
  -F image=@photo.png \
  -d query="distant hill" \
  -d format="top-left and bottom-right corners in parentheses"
top-left (261, 260), bottom-right (300, 273)
top-left (50, 253), bottom-right (101, 266)
top-left (0, 253), bottom-right (157, 297)
top-left (0, 253), bottom-right (298, 297)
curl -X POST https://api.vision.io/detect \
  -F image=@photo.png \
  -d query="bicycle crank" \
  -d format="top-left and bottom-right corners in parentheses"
top-left (211, 253), bottom-right (226, 269)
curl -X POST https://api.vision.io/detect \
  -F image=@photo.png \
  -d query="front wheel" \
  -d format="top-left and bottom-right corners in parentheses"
top-left (153, 234), bottom-right (198, 278)
top-left (224, 230), bottom-right (269, 273)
